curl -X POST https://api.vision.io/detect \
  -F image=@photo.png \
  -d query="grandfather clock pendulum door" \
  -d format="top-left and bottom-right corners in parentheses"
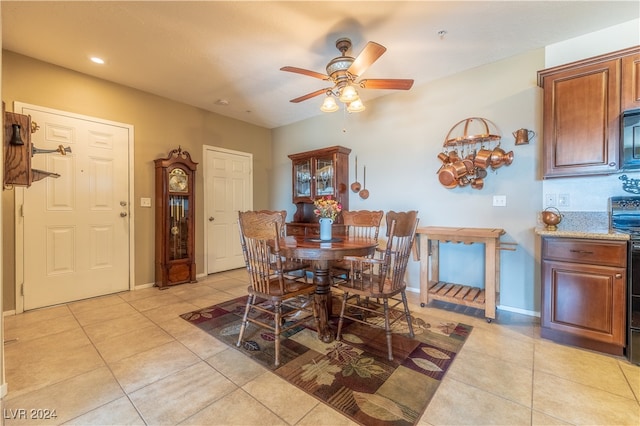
top-left (155, 147), bottom-right (198, 289)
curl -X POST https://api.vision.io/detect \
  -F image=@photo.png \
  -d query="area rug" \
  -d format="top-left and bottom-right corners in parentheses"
top-left (180, 296), bottom-right (472, 426)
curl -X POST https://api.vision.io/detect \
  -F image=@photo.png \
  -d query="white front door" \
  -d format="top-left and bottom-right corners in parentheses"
top-left (204, 146), bottom-right (252, 273)
top-left (18, 104), bottom-right (133, 311)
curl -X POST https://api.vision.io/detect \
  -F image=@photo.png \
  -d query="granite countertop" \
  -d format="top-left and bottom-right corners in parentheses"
top-left (534, 211), bottom-right (629, 241)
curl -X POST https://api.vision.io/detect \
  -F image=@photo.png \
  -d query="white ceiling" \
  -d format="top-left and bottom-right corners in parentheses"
top-left (2, 1), bottom-right (638, 129)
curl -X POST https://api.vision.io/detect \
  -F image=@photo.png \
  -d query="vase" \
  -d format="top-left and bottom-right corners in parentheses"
top-left (319, 218), bottom-right (333, 241)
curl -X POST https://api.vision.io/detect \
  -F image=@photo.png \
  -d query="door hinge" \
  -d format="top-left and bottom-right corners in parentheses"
top-left (20, 204), bottom-right (24, 217)
top-left (20, 283), bottom-right (24, 296)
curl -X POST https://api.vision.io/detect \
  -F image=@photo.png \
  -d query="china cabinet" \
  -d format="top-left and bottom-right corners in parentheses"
top-left (541, 237), bottom-right (626, 355)
top-left (537, 46), bottom-right (639, 178)
top-left (287, 146), bottom-right (350, 234)
top-left (155, 147), bottom-right (198, 288)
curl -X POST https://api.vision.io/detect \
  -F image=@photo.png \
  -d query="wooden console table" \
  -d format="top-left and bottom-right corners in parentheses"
top-left (415, 226), bottom-right (515, 322)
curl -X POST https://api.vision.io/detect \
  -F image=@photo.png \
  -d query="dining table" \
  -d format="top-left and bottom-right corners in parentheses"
top-left (279, 235), bottom-right (378, 342)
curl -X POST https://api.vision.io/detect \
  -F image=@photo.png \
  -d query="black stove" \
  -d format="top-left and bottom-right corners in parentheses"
top-left (611, 196), bottom-right (640, 364)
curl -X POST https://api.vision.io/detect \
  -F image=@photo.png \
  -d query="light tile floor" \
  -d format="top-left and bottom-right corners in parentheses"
top-left (1, 269), bottom-right (638, 425)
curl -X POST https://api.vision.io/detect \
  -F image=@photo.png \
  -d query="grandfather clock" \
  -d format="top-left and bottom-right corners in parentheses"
top-left (155, 147), bottom-right (197, 289)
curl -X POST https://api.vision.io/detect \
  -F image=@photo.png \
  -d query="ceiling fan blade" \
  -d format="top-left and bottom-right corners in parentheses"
top-left (347, 41), bottom-right (387, 77)
top-left (280, 66), bottom-right (330, 81)
top-left (289, 87), bottom-right (333, 103)
top-left (359, 79), bottom-right (414, 90)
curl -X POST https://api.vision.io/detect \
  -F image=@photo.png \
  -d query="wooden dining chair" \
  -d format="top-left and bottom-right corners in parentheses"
top-left (335, 210), bottom-right (419, 360)
top-left (330, 210), bottom-right (384, 284)
top-left (255, 210), bottom-right (311, 281)
top-left (236, 210), bottom-right (319, 366)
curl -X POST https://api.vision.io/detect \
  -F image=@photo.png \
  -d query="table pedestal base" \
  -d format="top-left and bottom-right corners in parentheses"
top-left (312, 260), bottom-right (334, 343)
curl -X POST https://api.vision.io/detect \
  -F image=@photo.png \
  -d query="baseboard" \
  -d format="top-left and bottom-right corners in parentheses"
top-left (0, 382), bottom-right (7, 398)
top-left (497, 305), bottom-right (540, 318)
top-left (3, 310), bottom-right (16, 317)
top-left (135, 282), bottom-right (155, 290)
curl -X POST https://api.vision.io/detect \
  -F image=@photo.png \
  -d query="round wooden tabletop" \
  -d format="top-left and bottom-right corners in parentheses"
top-left (279, 235), bottom-right (377, 261)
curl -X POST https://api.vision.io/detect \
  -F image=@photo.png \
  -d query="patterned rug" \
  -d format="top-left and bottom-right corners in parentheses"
top-left (180, 295), bottom-right (472, 426)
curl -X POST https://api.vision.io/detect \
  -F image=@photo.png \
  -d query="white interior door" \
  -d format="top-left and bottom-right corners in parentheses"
top-left (18, 104), bottom-right (133, 310)
top-left (204, 146), bottom-right (252, 273)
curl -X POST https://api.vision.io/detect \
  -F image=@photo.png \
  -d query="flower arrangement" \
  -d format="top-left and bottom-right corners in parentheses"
top-left (313, 196), bottom-right (342, 221)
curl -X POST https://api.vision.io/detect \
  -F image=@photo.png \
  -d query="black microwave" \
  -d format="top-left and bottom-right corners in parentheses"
top-left (621, 109), bottom-right (640, 170)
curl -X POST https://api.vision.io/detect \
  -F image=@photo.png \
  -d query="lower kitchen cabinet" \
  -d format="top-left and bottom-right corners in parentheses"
top-left (541, 237), bottom-right (627, 355)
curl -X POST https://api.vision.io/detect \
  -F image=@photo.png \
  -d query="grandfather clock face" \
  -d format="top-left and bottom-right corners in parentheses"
top-left (168, 168), bottom-right (189, 193)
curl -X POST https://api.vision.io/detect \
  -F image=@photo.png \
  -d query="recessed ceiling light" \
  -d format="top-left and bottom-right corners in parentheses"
top-left (215, 99), bottom-right (230, 106)
top-left (90, 57), bottom-right (105, 64)
top-left (437, 30), bottom-right (448, 39)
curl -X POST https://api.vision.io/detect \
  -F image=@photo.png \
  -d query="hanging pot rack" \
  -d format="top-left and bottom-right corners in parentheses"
top-left (436, 117), bottom-right (513, 190)
top-left (443, 117), bottom-right (501, 147)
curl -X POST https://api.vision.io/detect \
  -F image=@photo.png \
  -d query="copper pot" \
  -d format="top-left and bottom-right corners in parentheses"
top-left (474, 148), bottom-right (492, 168)
top-left (438, 164), bottom-right (458, 188)
top-left (462, 158), bottom-right (475, 174)
top-left (475, 168), bottom-right (488, 178)
top-left (437, 152), bottom-right (451, 163)
top-left (541, 207), bottom-right (563, 230)
top-left (503, 150), bottom-right (514, 166)
top-left (470, 177), bottom-right (484, 189)
top-left (451, 160), bottom-right (468, 179)
top-left (490, 147), bottom-right (506, 168)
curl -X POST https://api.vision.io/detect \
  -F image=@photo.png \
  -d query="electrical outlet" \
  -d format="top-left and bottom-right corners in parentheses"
top-left (493, 195), bottom-right (507, 207)
top-left (558, 193), bottom-right (570, 207)
top-left (545, 193), bottom-right (557, 207)
top-left (140, 197), bottom-right (152, 207)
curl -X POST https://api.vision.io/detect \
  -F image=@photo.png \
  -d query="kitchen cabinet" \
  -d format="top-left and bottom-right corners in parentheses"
top-left (287, 146), bottom-right (350, 230)
top-left (537, 46), bottom-right (639, 178)
top-left (541, 237), bottom-right (626, 355)
top-left (622, 52), bottom-right (640, 111)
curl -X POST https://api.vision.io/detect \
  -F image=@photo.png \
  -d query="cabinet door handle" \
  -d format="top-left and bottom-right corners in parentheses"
top-left (569, 249), bottom-right (594, 254)
top-left (615, 273), bottom-right (623, 279)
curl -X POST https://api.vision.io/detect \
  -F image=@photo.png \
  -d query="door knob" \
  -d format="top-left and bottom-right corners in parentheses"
top-left (120, 212), bottom-right (128, 217)
top-left (209, 217), bottom-right (215, 221)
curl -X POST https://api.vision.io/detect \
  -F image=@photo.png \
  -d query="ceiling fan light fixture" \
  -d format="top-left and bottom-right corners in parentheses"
top-left (347, 99), bottom-right (366, 113)
top-left (320, 95), bottom-right (339, 113)
top-left (339, 84), bottom-right (359, 103)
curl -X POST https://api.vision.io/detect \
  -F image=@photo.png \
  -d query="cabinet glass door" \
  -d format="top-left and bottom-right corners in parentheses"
top-left (293, 159), bottom-right (312, 199)
top-left (169, 195), bottom-right (189, 260)
top-left (315, 157), bottom-right (334, 197)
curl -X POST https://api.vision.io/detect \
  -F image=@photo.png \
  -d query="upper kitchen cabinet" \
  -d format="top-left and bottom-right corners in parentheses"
top-left (538, 46), bottom-right (640, 178)
top-left (288, 145), bottom-right (350, 223)
top-left (622, 52), bottom-right (640, 111)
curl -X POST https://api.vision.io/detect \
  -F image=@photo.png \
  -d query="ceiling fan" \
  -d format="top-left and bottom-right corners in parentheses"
top-left (281, 38), bottom-right (414, 112)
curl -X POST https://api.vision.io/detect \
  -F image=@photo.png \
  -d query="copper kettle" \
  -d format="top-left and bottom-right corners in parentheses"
top-left (541, 207), bottom-right (563, 230)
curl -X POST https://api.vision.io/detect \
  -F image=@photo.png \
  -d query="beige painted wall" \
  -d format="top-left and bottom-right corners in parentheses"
top-left (1, 51), bottom-right (272, 311)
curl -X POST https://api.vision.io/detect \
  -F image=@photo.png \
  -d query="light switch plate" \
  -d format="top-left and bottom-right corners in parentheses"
top-left (140, 197), bottom-right (151, 207)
